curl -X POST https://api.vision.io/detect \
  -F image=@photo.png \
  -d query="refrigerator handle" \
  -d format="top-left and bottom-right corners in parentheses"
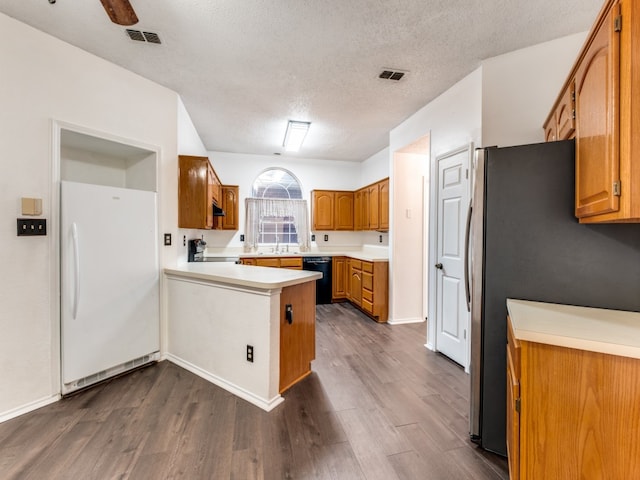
top-left (463, 202), bottom-right (472, 312)
top-left (71, 222), bottom-right (80, 320)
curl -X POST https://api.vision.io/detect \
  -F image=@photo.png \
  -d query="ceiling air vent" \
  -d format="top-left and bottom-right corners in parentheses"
top-left (379, 69), bottom-right (406, 81)
top-left (126, 29), bottom-right (162, 44)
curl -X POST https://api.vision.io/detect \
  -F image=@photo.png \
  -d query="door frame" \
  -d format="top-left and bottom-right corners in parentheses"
top-left (427, 143), bottom-right (473, 371)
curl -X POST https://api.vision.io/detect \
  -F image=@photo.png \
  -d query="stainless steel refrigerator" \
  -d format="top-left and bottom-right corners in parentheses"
top-left (467, 140), bottom-right (640, 456)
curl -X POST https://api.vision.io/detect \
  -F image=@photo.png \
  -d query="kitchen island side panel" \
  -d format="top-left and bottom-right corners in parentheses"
top-left (166, 276), bottom-right (281, 409)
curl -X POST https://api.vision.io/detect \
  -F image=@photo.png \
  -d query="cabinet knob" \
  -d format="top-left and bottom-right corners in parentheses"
top-left (435, 263), bottom-right (443, 270)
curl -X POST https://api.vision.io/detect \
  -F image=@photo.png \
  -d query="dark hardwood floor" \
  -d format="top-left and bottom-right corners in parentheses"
top-left (0, 303), bottom-right (508, 479)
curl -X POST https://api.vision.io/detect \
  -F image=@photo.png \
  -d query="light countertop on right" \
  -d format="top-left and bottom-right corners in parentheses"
top-left (507, 299), bottom-right (640, 360)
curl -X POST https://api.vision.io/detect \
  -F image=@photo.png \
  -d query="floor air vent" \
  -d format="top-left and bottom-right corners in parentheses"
top-left (126, 29), bottom-right (162, 44)
top-left (62, 351), bottom-right (159, 395)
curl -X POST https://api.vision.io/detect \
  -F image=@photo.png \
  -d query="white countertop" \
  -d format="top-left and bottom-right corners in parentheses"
top-left (507, 299), bottom-right (640, 360)
top-left (202, 247), bottom-right (389, 262)
top-left (165, 263), bottom-right (322, 290)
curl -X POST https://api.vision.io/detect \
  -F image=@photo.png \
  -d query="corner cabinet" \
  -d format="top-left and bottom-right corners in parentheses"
top-left (341, 258), bottom-right (388, 322)
top-left (310, 178), bottom-right (389, 232)
top-left (178, 155), bottom-right (224, 229)
top-left (544, 0), bottom-right (640, 222)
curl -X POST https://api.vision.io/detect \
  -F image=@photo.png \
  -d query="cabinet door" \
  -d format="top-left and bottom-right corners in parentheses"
top-left (312, 191), bottom-right (334, 230)
top-left (178, 155), bottom-right (210, 229)
top-left (220, 185), bottom-right (239, 230)
top-left (507, 337), bottom-right (521, 479)
top-left (574, 3), bottom-right (621, 218)
top-left (334, 192), bottom-right (354, 230)
top-left (345, 259), bottom-right (352, 299)
top-left (350, 265), bottom-right (362, 306)
top-left (362, 188), bottom-right (370, 230)
top-left (354, 190), bottom-right (363, 230)
top-left (556, 81), bottom-right (576, 140)
top-left (332, 256), bottom-right (347, 299)
top-left (378, 178), bottom-right (389, 231)
top-left (368, 184), bottom-right (379, 230)
top-left (543, 112), bottom-right (557, 142)
top-left (206, 164), bottom-right (216, 229)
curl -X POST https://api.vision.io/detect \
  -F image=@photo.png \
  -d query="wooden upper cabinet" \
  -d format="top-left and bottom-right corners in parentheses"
top-left (220, 185), bottom-right (239, 230)
top-left (354, 189), bottom-right (363, 231)
top-left (543, 111), bottom-right (558, 142)
top-left (378, 178), bottom-right (389, 231)
top-left (334, 192), bottom-right (354, 230)
top-left (311, 190), bottom-right (335, 230)
top-left (574, 1), bottom-right (620, 219)
top-left (556, 81), bottom-right (576, 140)
top-left (546, 0), bottom-right (640, 223)
top-left (368, 184), bottom-right (379, 230)
top-left (311, 190), bottom-right (354, 230)
top-left (179, 155), bottom-right (217, 229)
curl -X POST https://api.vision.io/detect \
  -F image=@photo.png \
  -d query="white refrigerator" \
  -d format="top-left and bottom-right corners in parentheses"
top-left (60, 181), bottom-right (160, 394)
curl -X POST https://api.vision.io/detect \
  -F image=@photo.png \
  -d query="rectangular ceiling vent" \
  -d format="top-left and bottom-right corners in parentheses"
top-left (126, 29), bottom-right (162, 44)
top-left (379, 69), bottom-right (406, 81)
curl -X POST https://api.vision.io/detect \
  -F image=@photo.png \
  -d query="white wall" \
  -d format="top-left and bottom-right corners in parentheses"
top-left (360, 147), bottom-right (390, 186)
top-left (0, 13), bottom-right (179, 420)
top-left (481, 32), bottom-right (587, 147)
top-left (389, 68), bottom-right (483, 328)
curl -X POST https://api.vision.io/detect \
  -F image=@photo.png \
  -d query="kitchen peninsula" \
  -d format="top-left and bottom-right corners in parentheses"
top-left (164, 263), bottom-right (321, 411)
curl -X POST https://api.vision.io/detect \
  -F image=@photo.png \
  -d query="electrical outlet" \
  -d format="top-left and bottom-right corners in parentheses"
top-left (324, 234), bottom-right (328, 241)
top-left (246, 345), bottom-right (254, 363)
top-left (183, 235), bottom-right (186, 246)
top-left (17, 218), bottom-right (46, 236)
top-left (164, 233), bottom-right (172, 246)
top-left (379, 235), bottom-right (383, 243)
top-left (240, 234), bottom-right (245, 241)
top-left (311, 234), bottom-right (315, 242)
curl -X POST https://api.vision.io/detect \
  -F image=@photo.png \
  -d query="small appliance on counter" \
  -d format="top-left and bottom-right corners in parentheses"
top-left (187, 238), bottom-right (206, 262)
top-left (187, 238), bottom-right (239, 263)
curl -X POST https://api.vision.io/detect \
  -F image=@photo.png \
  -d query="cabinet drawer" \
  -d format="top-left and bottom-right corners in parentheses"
top-left (256, 258), bottom-right (280, 268)
top-left (362, 272), bottom-right (373, 291)
top-left (280, 257), bottom-right (302, 269)
top-left (350, 259), bottom-right (362, 270)
top-left (362, 298), bottom-right (374, 314)
top-left (362, 288), bottom-right (373, 302)
top-left (362, 261), bottom-right (373, 273)
top-left (241, 258), bottom-right (256, 266)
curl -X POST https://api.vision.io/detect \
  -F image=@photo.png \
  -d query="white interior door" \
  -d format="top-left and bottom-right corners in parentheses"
top-left (435, 147), bottom-right (470, 367)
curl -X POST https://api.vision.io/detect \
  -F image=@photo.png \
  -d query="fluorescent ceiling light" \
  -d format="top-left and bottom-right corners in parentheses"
top-left (283, 121), bottom-right (311, 152)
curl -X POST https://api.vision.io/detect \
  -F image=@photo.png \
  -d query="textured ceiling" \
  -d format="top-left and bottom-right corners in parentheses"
top-left (0, 0), bottom-right (602, 161)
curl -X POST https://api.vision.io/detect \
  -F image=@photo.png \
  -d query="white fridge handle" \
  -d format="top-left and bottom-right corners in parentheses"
top-left (71, 222), bottom-right (80, 320)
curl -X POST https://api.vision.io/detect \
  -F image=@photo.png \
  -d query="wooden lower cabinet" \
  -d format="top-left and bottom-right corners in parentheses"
top-left (279, 281), bottom-right (315, 393)
top-left (240, 256), bottom-right (302, 269)
top-left (507, 315), bottom-right (640, 479)
top-left (343, 258), bottom-right (388, 322)
top-left (331, 256), bottom-right (347, 300)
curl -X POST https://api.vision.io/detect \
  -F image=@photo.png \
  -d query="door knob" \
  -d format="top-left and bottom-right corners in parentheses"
top-left (435, 263), bottom-right (443, 270)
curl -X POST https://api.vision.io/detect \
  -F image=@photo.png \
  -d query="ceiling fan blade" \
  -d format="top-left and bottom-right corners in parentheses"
top-left (99, 0), bottom-right (139, 26)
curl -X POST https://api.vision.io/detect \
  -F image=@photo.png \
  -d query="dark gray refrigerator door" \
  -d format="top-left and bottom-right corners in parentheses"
top-left (471, 139), bottom-right (640, 456)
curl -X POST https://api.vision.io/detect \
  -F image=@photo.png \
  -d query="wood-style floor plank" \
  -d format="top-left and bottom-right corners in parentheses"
top-left (0, 302), bottom-right (508, 479)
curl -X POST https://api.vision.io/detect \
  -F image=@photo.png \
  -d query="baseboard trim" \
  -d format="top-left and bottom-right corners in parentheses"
top-left (0, 394), bottom-right (60, 424)
top-left (388, 317), bottom-right (425, 325)
top-left (165, 354), bottom-right (284, 412)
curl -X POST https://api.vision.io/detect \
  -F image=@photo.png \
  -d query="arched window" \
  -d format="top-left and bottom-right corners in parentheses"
top-left (245, 168), bottom-right (310, 250)
top-left (251, 168), bottom-right (303, 200)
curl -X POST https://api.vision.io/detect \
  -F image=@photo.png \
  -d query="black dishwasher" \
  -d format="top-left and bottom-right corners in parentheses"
top-left (302, 257), bottom-right (332, 304)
